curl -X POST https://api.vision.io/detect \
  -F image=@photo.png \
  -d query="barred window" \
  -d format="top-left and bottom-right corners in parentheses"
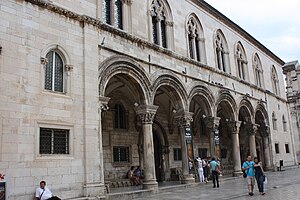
top-left (45, 51), bottom-right (64, 92)
top-left (102, 0), bottom-right (111, 24)
top-left (40, 128), bottom-right (69, 154)
top-left (113, 146), bottom-right (129, 162)
top-left (102, 0), bottom-right (123, 29)
top-left (173, 148), bottom-right (182, 161)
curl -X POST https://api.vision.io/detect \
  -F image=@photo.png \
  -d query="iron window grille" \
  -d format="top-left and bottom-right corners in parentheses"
top-left (113, 146), bottom-right (129, 163)
top-left (40, 128), bottom-right (69, 154)
top-left (173, 148), bottom-right (182, 161)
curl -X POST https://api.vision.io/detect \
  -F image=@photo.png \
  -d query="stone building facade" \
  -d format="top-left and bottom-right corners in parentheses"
top-left (283, 61), bottom-right (300, 163)
top-left (0, 0), bottom-right (298, 199)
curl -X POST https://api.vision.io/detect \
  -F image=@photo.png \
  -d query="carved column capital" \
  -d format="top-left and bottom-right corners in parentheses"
top-left (204, 116), bottom-right (220, 131)
top-left (244, 123), bottom-right (259, 135)
top-left (135, 105), bottom-right (158, 124)
top-left (99, 96), bottom-right (110, 111)
top-left (227, 121), bottom-right (242, 134)
top-left (174, 112), bottom-right (193, 127)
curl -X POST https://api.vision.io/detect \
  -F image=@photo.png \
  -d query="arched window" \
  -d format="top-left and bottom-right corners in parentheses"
top-left (114, 103), bottom-right (127, 129)
top-left (186, 14), bottom-right (206, 63)
top-left (214, 29), bottom-right (229, 73)
top-left (45, 51), bottom-right (64, 92)
top-left (282, 115), bottom-right (287, 132)
top-left (272, 112), bottom-right (277, 130)
top-left (235, 42), bottom-right (248, 80)
top-left (271, 66), bottom-right (280, 95)
top-left (150, 0), bottom-right (174, 49)
top-left (253, 54), bottom-right (264, 88)
top-left (102, 0), bottom-right (123, 29)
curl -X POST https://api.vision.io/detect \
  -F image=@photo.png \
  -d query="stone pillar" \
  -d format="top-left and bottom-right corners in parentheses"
top-left (204, 117), bottom-right (220, 158)
top-left (190, 33), bottom-right (197, 59)
top-left (228, 121), bottom-right (242, 176)
top-left (262, 127), bottom-right (272, 170)
top-left (247, 123), bottom-right (258, 157)
top-left (175, 112), bottom-right (195, 184)
top-left (135, 105), bottom-right (158, 190)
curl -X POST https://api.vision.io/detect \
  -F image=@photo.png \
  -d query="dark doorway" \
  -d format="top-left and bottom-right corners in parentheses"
top-left (153, 131), bottom-right (163, 182)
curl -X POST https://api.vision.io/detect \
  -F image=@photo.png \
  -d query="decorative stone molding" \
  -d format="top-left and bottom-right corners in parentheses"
top-left (40, 57), bottom-right (48, 65)
top-left (99, 96), bottom-right (110, 112)
top-left (174, 112), bottom-right (194, 127)
top-left (135, 105), bottom-right (158, 124)
top-left (165, 21), bottom-right (174, 26)
top-left (227, 121), bottom-right (242, 134)
top-left (245, 123), bottom-right (259, 135)
top-left (65, 64), bottom-right (73, 71)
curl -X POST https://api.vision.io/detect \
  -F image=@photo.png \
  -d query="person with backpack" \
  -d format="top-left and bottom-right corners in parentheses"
top-left (208, 157), bottom-right (220, 188)
top-left (242, 155), bottom-right (255, 196)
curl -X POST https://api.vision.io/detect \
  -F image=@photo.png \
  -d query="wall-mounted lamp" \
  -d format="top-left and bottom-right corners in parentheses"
top-left (172, 108), bottom-right (177, 113)
top-left (134, 102), bottom-right (139, 107)
top-left (100, 37), bottom-right (105, 46)
top-left (225, 118), bottom-right (229, 122)
top-left (202, 114), bottom-right (206, 118)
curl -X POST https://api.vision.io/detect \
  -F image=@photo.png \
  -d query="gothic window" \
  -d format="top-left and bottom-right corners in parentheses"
top-left (214, 30), bottom-right (229, 73)
top-left (102, 0), bottom-right (123, 29)
top-left (271, 66), bottom-right (280, 95)
top-left (187, 14), bottom-right (206, 63)
top-left (272, 112), bottom-right (277, 130)
top-left (253, 54), bottom-right (264, 88)
top-left (45, 51), bottom-right (64, 92)
top-left (150, 0), bottom-right (174, 49)
top-left (114, 103), bottom-right (127, 129)
top-left (282, 115), bottom-right (287, 132)
top-left (235, 42), bottom-right (248, 80)
top-left (40, 127), bottom-right (69, 154)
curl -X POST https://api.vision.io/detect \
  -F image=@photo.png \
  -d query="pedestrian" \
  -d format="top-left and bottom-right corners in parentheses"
top-left (254, 157), bottom-right (266, 195)
top-left (242, 155), bottom-right (255, 196)
top-left (209, 157), bottom-right (220, 188)
top-left (127, 166), bottom-right (141, 186)
top-left (203, 158), bottom-right (208, 183)
top-left (196, 157), bottom-right (204, 182)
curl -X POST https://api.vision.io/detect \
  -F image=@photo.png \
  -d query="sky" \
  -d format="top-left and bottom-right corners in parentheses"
top-left (204, 0), bottom-right (300, 63)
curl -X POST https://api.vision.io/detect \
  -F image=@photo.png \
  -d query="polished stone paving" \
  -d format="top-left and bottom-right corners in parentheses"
top-left (131, 167), bottom-right (300, 200)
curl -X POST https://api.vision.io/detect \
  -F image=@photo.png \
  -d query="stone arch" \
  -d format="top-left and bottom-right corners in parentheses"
top-left (148, 0), bottom-right (173, 21)
top-left (188, 83), bottom-right (215, 116)
top-left (151, 70), bottom-right (188, 110)
top-left (238, 98), bottom-right (254, 123)
top-left (215, 90), bottom-right (237, 120)
top-left (255, 103), bottom-right (269, 126)
top-left (41, 43), bottom-right (71, 65)
top-left (98, 55), bottom-right (152, 105)
top-left (185, 12), bottom-right (204, 38)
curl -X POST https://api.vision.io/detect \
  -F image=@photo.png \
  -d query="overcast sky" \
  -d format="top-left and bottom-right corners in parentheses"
top-left (204, 0), bottom-right (300, 63)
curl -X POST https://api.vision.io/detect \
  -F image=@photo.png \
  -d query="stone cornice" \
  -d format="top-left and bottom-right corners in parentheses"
top-left (24, 0), bottom-right (287, 103)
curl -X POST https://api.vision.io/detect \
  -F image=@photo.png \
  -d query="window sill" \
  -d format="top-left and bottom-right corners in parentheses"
top-left (35, 154), bottom-right (74, 160)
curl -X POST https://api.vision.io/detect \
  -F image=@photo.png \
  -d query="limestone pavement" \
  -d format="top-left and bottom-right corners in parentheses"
top-left (133, 167), bottom-right (300, 200)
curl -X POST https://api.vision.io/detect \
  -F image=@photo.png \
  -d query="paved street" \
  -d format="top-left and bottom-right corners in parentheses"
top-left (133, 167), bottom-right (300, 200)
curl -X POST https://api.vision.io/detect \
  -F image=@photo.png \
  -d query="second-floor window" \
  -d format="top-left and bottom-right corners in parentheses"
top-left (271, 66), bottom-right (280, 95)
top-left (45, 51), bottom-right (64, 92)
top-left (114, 103), bottom-right (127, 129)
top-left (215, 30), bottom-right (229, 73)
top-left (151, 0), bottom-right (167, 48)
top-left (235, 42), bottom-right (248, 80)
top-left (102, 0), bottom-right (123, 29)
top-left (253, 54), bottom-right (264, 88)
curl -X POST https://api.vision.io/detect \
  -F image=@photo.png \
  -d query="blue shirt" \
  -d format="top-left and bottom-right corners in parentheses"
top-left (242, 161), bottom-right (255, 177)
top-left (209, 160), bottom-right (219, 171)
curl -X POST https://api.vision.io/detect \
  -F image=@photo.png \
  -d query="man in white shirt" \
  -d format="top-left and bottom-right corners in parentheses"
top-left (35, 181), bottom-right (53, 200)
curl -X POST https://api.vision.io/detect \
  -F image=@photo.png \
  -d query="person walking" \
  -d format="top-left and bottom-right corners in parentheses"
top-left (203, 158), bottom-right (208, 183)
top-left (196, 157), bottom-right (205, 182)
top-left (254, 157), bottom-right (266, 195)
top-left (242, 155), bottom-right (255, 196)
top-left (209, 157), bottom-right (220, 188)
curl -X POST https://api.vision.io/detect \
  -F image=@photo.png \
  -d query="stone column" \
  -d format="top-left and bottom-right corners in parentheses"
top-left (247, 123), bottom-right (258, 157)
top-left (262, 127), bottom-right (272, 170)
top-left (175, 112), bottom-right (195, 184)
top-left (190, 33), bottom-right (197, 59)
top-left (136, 105), bottom-right (158, 190)
top-left (228, 121), bottom-right (242, 176)
top-left (204, 117), bottom-right (220, 158)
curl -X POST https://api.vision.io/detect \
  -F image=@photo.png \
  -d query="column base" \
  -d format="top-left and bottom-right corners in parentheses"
top-left (232, 171), bottom-right (243, 177)
top-left (142, 179), bottom-right (158, 190)
top-left (181, 174), bottom-right (195, 184)
top-left (83, 182), bottom-right (105, 197)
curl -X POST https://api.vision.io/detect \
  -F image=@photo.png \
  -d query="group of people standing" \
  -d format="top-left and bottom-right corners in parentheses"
top-left (195, 157), bottom-right (220, 188)
top-left (242, 155), bottom-right (266, 196)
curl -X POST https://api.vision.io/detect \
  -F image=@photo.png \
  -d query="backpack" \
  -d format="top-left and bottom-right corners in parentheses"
top-left (243, 162), bottom-right (249, 178)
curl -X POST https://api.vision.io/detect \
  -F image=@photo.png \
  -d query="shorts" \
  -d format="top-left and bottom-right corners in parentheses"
top-left (247, 176), bottom-right (255, 185)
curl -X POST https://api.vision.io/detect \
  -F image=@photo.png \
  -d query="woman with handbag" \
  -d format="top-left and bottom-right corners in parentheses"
top-left (253, 157), bottom-right (266, 195)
